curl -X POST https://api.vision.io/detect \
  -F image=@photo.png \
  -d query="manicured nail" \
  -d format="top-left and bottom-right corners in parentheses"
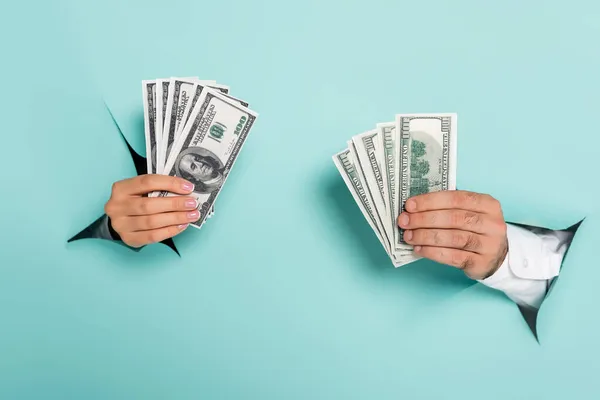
top-left (414, 245), bottom-right (422, 252)
top-left (182, 181), bottom-right (195, 192)
top-left (405, 199), bottom-right (416, 212)
top-left (185, 199), bottom-right (197, 208)
top-left (404, 230), bottom-right (413, 241)
top-left (187, 211), bottom-right (200, 221)
top-left (399, 213), bottom-right (409, 227)
top-left (178, 224), bottom-right (188, 230)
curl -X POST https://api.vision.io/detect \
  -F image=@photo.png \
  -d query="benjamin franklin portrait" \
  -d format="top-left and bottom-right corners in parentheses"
top-left (175, 147), bottom-right (225, 194)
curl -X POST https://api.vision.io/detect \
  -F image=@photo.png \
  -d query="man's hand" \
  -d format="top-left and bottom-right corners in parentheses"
top-left (104, 175), bottom-right (200, 248)
top-left (397, 190), bottom-right (508, 280)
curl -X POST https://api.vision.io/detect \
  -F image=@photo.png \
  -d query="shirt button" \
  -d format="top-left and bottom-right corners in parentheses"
top-left (523, 259), bottom-right (529, 268)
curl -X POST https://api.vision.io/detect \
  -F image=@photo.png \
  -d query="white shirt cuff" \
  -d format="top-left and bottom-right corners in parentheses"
top-left (478, 224), bottom-right (573, 309)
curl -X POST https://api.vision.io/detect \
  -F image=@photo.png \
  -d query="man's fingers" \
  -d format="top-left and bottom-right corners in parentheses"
top-left (404, 190), bottom-right (500, 214)
top-left (121, 224), bottom-right (190, 247)
top-left (404, 229), bottom-right (490, 254)
top-left (123, 196), bottom-right (198, 216)
top-left (128, 210), bottom-right (201, 231)
top-left (398, 210), bottom-right (497, 234)
top-left (413, 246), bottom-right (483, 271)
top-left (112, 175), bottom-right (195, 197)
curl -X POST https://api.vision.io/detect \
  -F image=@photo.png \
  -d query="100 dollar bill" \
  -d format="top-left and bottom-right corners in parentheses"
top-left (351, 129), bottom-right (393, 248)
top-left (161, 78), bottom-right (217, 172)
top-left (378, 121), bottom-right (407, 251)
top-left (180, 82), bottom-right (230, 133)
top-left (155, 79), bottom-right (170, 174)
top-left (333, 148), bottom-right (390, 255)
top-left (394, 113), bottom-right (457, 250)
top-left (159, 88), bottom-right (258, 228)
top-left (142, 80), bottom-right (157, 175)
top-left (333, 148), bottom-right (419, 267)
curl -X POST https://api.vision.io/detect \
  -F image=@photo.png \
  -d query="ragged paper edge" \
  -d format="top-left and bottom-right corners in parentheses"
top-left (512, 218), bottom-right (585, 343)
top-left (66, 101), bottom-right (181, 256)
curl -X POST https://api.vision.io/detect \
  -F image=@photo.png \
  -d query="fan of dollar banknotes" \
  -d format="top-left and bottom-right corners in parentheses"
top-left (333, 113), bottom-right (457, 267)
top-left (142, 77), bottom-right (258, 230)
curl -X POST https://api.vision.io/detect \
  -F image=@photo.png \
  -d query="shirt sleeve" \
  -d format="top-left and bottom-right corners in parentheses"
top-left (477, 223), bottom-right (574, 309)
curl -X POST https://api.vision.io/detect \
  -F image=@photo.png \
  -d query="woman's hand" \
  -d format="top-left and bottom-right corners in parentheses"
top-left (104, 175), bottom-right (200, 247)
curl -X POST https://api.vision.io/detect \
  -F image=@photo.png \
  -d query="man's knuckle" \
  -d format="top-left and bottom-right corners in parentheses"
top-left (428, 230), bottom-right (442, 245)
top-left (463, 211), bottom-right (481, 227)
top-left (466, 192), bottom-right (480, 204)
top-left (111, 181), bottom-right (121, 195)
top-left (454, 254), bottom-right (473, 270)
top-left (464, 233), bottom-right (481, 251)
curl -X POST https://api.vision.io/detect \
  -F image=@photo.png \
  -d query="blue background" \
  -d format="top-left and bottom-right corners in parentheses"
top-left (1, 0), bottom-right (599, 398)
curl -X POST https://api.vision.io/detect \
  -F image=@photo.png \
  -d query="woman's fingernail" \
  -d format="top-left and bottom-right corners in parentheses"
top-left (399, 213), bottom-right (409, 227)
top-left (405, 199), bottom-right (416, 212)
top-left (185, 199), bottom-right (197, 208)
top-left (182, 181), bottom-right (195, 192)
top-left (404, 230), bottom-right (413, 241)
top-left (187, 211), bottom-right (200, 221)
top-left (178, 224), bottom-right (188, 230)
top-left (414, 245), bottom-right (422, 252)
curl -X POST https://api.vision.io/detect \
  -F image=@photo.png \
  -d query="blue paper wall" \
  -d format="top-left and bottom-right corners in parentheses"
top-left (1, 0), bottom-right (598, 398)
